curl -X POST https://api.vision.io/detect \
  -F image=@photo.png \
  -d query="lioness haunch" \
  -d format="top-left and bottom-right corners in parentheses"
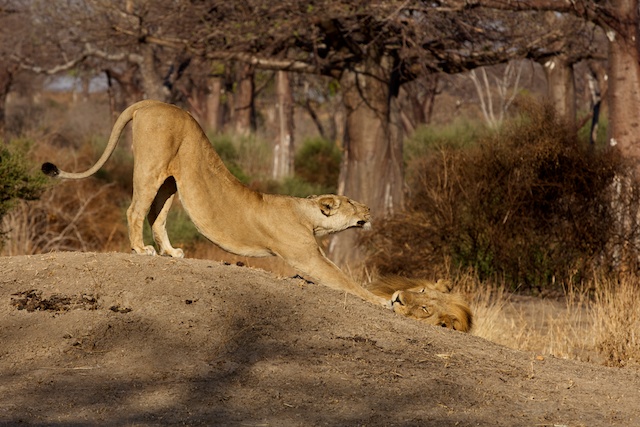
top-left (43, 100), bottom-right (471, 331)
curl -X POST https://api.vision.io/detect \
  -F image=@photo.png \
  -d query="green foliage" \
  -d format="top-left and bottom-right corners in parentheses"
top-left (0, 140), bottom-right (48, 244)
top-left (405, 119), bottom-right (487, 162)
top-left (255, 176), bottom-right (334, 198)
top-left (91, 135), bottom-right (134, 191)
top-left (209, 134), bottom-right (251, 184)
top-left (294, 137), bottom-right (342, 194)
top-left (576, 113), bottom-right (609, 147)
top-left (364, 101), bottom-right (624, 292)
top-left (210, 133), bottom-right (273, 183)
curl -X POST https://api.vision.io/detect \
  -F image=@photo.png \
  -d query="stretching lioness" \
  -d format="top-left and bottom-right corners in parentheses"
top-left (42, 100), bottom-right (391, 307)
top-left (368, 276), bottom-right (473, 332)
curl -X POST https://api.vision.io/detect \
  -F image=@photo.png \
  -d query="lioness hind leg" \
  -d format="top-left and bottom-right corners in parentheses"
top-left (127, 194), bottom-right (157, 256)
top-left (148, 177), bottom-right (184, 258)
top-left (127, 176), bottom-right (171, 257)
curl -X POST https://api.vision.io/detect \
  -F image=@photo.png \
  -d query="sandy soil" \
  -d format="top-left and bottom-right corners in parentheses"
top-left (1, 251), bottom-right (639, 426)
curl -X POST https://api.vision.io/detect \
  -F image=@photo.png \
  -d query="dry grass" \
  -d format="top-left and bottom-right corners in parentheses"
top-left (1, 137), bottom-right (129, 256)
top-left (592, 276), bottom-right (640, 367)
top-left (1, 181), bottom-right (128, 256)
top-left (468, 275), bottom-right (639, 368)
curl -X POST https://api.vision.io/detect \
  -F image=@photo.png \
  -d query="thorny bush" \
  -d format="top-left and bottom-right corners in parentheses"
top-left (364, 102), bottom-right (636, 292)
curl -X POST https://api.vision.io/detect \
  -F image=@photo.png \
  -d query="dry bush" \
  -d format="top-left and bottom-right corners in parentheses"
top-left (1, 181), bottom-right (128, 256)
top-left (1, 136), bottom-right (129, 256)
top-left (364, 101), bottom-right (626, 291)
top-left (592, 276), bottom-right (640, 367)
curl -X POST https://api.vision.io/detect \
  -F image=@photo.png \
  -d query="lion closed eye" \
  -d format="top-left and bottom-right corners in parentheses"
top-left (368, 276), bottom-right (473, 332)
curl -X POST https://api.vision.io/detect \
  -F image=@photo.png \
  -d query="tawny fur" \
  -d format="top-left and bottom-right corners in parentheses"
top-left (368, 276), bottom-right (473, 332)
top-left (42, 100), bottom-right (391, 307)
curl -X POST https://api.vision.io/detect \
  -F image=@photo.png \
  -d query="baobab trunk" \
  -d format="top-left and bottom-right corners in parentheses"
top-left (329, 54), bottom-right (404, 267)
top-left (233, 63), bottom-right (255, 135)
top-left (604, 1), bottom-right (640, 273)
top-left (272, 71), bottom-right (294, 179)
top-left (204, 75), bottom-right (223, 134)
top-left (543, 55), bottom-right (576, 126)
top-left (606, 25), bottom-right (640, 162)
top-left (139, 43), bottom-right (170, 102)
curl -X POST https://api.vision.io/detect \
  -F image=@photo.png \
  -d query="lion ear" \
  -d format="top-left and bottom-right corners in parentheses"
top-left (316, 195), bottom-right (341, 216)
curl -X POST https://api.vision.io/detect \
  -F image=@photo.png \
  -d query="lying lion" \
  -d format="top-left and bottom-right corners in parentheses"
top-left (42, 100), bottom-right (470, 329)
top-left (368, 276), bottom-right (473, 332)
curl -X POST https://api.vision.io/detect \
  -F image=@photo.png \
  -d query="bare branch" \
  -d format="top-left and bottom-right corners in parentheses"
top-left (13, 43), bottom-right (143, 75)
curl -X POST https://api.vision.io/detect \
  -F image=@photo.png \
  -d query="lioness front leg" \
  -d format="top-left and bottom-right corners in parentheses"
top-left (286, 249), bottom-right (391, 308)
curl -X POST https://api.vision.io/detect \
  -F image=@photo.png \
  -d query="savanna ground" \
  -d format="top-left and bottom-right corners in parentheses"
top-left (1, 250), bottom-right (640, 426)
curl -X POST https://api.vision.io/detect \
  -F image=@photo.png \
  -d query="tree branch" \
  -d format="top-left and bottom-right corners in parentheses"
top-left (13, 43), bottom-right (143, 75)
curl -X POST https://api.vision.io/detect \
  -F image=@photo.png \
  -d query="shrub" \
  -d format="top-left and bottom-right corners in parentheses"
top-left (405, 119), bottom-right (486, 162)
top-left (364, 101), bottom-right (625, 291)
top-left (209, 135), bottom-right (251, 184)
top-left (0, 140), bottom-right (48, 246)
top-left (1, 138), bottom-right (129, 256)
top-left (252, 176), bottom-right (333, 198)
top-left (294, 137), bottom-right (342, 193)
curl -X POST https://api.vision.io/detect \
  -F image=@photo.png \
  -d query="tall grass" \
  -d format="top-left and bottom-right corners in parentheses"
top-left (592, 276), bottom-right (640, 367)
top-left (466, 274), bottom-right (639, 367)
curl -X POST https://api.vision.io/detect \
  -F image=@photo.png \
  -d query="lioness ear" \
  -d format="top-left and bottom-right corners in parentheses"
top-left (317, 195), bottom-right (341, 216)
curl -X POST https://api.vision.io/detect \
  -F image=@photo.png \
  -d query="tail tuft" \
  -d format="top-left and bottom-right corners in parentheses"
top-left (41, 162), bottom-right (60, 177)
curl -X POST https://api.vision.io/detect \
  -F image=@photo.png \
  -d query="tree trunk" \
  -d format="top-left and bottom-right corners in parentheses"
top-left (606, 1), bottom-right (640, 164)
top-left (0, 66), bottom-right (13, 139)
top-left (329, 54), bottom-right (404, 267)
top-left (272, 71), bottom-right (294, 179)
top-left (139, 43), bottom-right (170, 101)
top-left (605, 0), bottom-right (640, 273)
top-left (205, 75), bottom-right (222, 134)
top-left (233, 63), bottom-right (255, 135)
top-left (543, 55), bottom-right (576, 126)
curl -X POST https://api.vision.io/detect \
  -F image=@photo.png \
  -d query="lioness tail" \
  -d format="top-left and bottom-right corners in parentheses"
top-left (41, 100), bottom-right (159, 180)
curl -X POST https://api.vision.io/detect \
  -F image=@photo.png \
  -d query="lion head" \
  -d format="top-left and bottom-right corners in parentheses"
top-left (368, 276), bottom-right (473, 332)
top-left (307, 195), bottom-right (371, 236)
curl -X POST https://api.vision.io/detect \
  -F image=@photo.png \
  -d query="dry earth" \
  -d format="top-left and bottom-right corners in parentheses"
top-left (1, 251), bottom-right (639, 426)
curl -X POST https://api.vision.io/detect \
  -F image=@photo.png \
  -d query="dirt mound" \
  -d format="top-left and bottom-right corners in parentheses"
top-left (1, 251), bottom-right (639, 426)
